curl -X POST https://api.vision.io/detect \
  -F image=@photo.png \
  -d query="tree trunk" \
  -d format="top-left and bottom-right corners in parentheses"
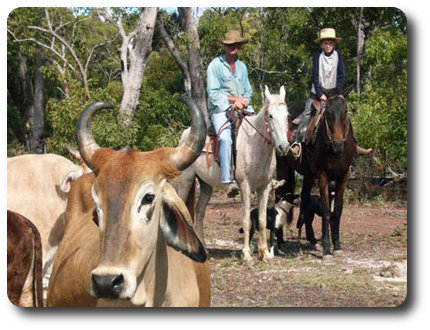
top-left (31, 49), bottom-right (46, 153)
top-left (356, 7), bottom-right (365, 95)
top-left (178, 7), bottom-right (209, 127)
top-left (19, 52), bottom-right (32, 151)
top-left (19, 50), bottom-right (46, 153)
top-left (118, 7), bottom-right (157, 125)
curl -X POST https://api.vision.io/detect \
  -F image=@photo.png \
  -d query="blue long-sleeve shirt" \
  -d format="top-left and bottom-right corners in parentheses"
top-left (311, 49), bottom-right (345, 98)
top-left (207, 53), bottom-right (254, 116)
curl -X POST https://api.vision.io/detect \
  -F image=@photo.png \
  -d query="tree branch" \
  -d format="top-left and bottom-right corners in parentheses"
top-left (249, 66), bottom-right (288, 75)
top-left (158, 22), bottom-right (190, 79)
top-left (28, 8), bottom-right (90, 98)
top-left (8, 29), bottom-right (79, 78)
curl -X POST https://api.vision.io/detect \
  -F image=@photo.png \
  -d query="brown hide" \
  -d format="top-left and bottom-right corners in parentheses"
top-left (47, 149), bottom-right (210, 307)
top-left (7, 211), bottom-right (43, 307)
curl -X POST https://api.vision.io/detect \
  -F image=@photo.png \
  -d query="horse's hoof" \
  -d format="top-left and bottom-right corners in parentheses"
top-left (242, 250), bottom-right (253, 263)
top-left (312, 243), bottom-right (323, 252)
top-left (260, 250), bottom-right (275, 262)
top-left (333, 249), bottom-right (343, 257)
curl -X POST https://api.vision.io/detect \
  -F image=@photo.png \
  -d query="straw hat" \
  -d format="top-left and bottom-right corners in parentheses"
top-left (314, 28), bottom-right (342, 44)
top-left (220, 30), bottom-right (249, 45)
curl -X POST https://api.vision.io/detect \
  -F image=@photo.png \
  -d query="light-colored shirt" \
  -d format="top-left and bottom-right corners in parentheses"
top-left (310, 49), bottom-right (345, 98)
top-left (311, 50), bottom-right (339, 95)
top-left (207, 53), bottom-right (254, 116)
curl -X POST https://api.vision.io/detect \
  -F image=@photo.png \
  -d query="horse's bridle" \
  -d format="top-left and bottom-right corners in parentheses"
top-left (240, 106), bottom-right (274, 145)
top-left (323, 95), bottom-right (350, 143)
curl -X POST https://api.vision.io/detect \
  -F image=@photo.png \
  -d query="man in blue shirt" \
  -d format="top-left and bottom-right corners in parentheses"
top-left (207, 30), bottom-right (254, 197)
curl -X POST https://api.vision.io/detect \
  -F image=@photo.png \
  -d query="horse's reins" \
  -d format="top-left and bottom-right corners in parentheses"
top-left (213, 102), bottom-right (283, 163)
top-left (240, 109), bottom-right (273, 145)
top-left (240, 101), bottom-right (288, 145)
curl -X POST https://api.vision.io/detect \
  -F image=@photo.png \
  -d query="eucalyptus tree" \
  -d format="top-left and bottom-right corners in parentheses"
top-left (8, 8), bottom-right (48, 153)
top-left (100, 7), bottom-right (157, 124)
top-left (158, 7), bottom-right (208, 127)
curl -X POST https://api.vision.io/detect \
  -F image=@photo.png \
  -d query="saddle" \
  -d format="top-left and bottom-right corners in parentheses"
top-left (305, 99), bottom-right (324, 145)
top-left (290, 99), bottom-right (324, 146)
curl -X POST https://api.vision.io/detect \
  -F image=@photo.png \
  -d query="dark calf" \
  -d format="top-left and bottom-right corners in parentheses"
top-left (297, 192), bottom-right (335, 245)
top-left (240, 193), bottom-right (299, 253)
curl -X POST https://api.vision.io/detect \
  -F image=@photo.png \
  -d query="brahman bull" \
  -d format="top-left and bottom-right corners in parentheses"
top-left (47, 96), bottom-right (210, 307)
top-left (7, 210), bottom-right (43, 307)
top-left (7, 153), bottom-right (87, 281)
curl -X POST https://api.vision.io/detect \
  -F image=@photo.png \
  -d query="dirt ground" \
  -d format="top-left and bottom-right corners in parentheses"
top-left (202, 190), bottom-right (407, 307)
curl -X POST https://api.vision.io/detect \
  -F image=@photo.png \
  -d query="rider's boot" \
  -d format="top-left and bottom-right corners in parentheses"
top-left (356, 145), bottom-right (372, 155)
top-left (289, 139), bottom-right (302, 159)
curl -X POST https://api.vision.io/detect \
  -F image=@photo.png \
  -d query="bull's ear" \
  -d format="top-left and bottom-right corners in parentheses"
top-left (160, 183), bottom-right (207, 262)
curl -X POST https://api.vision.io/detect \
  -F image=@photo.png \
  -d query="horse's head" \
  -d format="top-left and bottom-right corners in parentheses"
top-left (323, 95), bottom-right (349, 153)
top-left (264, 85), bottom-right (290, 156)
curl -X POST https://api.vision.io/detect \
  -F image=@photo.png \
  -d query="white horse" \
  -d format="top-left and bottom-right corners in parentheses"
top-left (178, 86), bottom-right (291, 262)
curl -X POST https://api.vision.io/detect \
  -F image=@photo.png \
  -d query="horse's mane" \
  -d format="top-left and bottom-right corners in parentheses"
top-left (287, 100), bottom-right (306, 120)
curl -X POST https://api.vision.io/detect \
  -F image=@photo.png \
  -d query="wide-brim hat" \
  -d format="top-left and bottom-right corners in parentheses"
top-left (314, 28), bottom-right (342, 43)
top-left (219, 30), bottom-right (249, 45)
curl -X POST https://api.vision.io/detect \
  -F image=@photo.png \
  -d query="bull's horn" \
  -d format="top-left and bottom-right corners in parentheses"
top-left (76, 101), bottom-right (114, 169)
top-left (170, 95), bottom-right (206, 171)
top-left (65, 143), bottom-right (81, 161)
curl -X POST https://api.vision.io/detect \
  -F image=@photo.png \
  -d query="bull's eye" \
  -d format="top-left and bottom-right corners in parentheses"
top-left (137, 193), bottom-right (155, 214)
top-left (142, 193), bottom-right (155, 204)
top-left (92, 208), bottom-right (99, 226)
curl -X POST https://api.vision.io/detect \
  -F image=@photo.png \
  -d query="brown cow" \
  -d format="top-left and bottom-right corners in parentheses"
top-left (7, 210), bottom-right (43, 307)
top-left (47, 96), bottom-right (210, 307)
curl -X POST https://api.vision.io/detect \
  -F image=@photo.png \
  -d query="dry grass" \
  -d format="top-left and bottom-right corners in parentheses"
top-left (203, 192), bottom-right (407, 307)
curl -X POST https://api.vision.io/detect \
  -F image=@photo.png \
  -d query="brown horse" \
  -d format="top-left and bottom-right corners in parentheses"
top-left (276, 95), bottom-right (357, 258)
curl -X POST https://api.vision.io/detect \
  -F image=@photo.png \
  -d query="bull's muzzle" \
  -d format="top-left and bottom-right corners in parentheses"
top-left (91, 273), bottom-right (124, 299)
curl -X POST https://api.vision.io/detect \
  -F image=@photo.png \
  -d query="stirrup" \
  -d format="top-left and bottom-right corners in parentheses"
top-left (290, 142), bottom-right (302, 159)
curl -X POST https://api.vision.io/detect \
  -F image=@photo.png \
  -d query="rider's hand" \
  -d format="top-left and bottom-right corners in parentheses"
top-left (320, 94), bottom-right (328, 101)
top-left (233, 100), bottom-right (245, 111)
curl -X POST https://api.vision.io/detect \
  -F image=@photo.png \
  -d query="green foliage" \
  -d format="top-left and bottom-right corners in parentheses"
top-left (7, 103), bottom-right (22, 144)
top-left (350, 28), bottom-right (407, 171)
top-left (143, 50), bottom-right (183, 93)
top-left (45, 79), bottom-right (134, 156)
top-left (7, 7), bottom-right (408, 179)
top-left (45, 67), bottom-right (190, 155)
top-left (135, 86), bottom-right (190, 151)
top-left (6, 103), bottom-right (26, 156)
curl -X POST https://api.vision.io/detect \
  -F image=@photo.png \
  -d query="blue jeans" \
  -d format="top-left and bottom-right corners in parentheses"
top-left (210, 111), bottom-right (232, 184)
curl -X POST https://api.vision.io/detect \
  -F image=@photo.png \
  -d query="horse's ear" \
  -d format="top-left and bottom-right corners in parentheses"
top-left (264, 85), bottom-right (271, 101)
top-left (280, 86), bottom-right (286, 100)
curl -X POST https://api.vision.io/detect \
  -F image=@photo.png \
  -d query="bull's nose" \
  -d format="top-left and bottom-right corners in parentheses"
top-left (91, 273), bottom-right (124, 299)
